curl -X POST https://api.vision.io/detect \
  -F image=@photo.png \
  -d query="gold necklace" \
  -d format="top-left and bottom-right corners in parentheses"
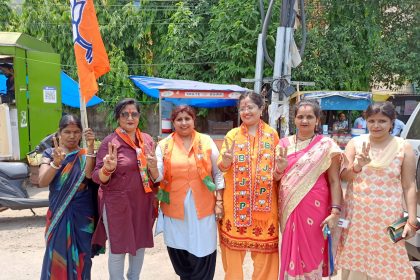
top-left (294, 134), bottom-right (315, 154)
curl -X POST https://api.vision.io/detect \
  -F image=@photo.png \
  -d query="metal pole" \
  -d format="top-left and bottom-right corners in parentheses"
top-left (254, 34), bottom-right (265, 94)
top-left (269, 26), bottom-right (286, 128)
top-left (159, 94), bottom-right (162, 137)
top-left (280, 27), bottom-right (293, 137)
top-left (283, 27), bottom-right (292, 81)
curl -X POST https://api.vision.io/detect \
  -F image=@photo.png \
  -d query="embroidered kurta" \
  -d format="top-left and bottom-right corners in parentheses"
top-left (336, 135), bottom-right (415, 280)
top-left (154, 132), bottom-right (224, 257)
top-left (92, 132), bottom-right (155, 255)
top-left (218, 123), bottom-right (279, 253)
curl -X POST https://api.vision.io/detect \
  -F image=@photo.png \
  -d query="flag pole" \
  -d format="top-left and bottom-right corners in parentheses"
top-left (71, 0), bottom-right (110, 146)
top-left (79, 88), bottom-right (89, 148)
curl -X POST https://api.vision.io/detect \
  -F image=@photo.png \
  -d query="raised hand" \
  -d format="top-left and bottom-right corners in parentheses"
top-left (146, 142), bottom-right (158, 170)
top-left (354, 141), bottom-right (371, 171)
top-left (275, 146), bottom-right (288, 174)
top-left (221, 138), bottom-right (235, 169)
top-left (84, 128), bottom-right (95, 150)
top-left (52, 136), bottom-right (66, 166)
top-left (103, 142), bottom-right (117, 171)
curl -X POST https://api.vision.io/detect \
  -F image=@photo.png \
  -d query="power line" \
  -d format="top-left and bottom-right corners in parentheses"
top-left (11, 55), bottom-right (225, 69)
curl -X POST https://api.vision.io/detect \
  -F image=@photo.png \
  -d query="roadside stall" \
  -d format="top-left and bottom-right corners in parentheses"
top-left (290, 91), bottom-right (372, 149)
top-left (129, 76), bottom-right (249, 149)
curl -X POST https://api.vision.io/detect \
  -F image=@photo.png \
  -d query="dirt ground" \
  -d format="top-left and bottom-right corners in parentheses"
top-left (0, 186), bottom-right (340, 280)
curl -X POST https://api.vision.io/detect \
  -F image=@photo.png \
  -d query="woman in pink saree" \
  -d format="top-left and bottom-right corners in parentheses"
top-left (277, 100), bottom-right (343, 279)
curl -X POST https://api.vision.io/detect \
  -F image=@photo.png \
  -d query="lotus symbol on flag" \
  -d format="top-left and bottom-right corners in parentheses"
top-left (71, 0), bottom-right (93, 64)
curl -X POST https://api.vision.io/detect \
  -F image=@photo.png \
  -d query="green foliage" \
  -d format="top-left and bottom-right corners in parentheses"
top-left (0, 0), bottom-right (17, 30)
top-left (196, 108), bottom-right (208, 118)
top-left (293, 0), bottom-right (419, 90)
top-left (201, 0), bottom-right (261, 83)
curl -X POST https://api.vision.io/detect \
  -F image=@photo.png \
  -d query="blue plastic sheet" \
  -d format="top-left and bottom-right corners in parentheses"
top-left (0, 74), bottom-right (6, 94)
top-left (61, 71), bottom-right (103, 108)
top-left (1, 72), bottom-right (103, 108)
top-left (302, 91), bottom-right (372, 110)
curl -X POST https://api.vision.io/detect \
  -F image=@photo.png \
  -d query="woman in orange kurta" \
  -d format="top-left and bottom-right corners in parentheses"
top-left (218, 92), bottom-right (281, 280)
top-left (152, 105), bottom-right (224, 280)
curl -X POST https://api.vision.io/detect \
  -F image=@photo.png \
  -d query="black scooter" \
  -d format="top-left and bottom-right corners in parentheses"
top-left (0, 134), bottom-right (53, 214)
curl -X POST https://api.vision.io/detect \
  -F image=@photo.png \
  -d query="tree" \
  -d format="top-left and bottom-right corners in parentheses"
top-left (2, 0), bottom-right (418, 109)
top-left (293, 0), bottom-right (419, 90)
top-left (0, 0), bottom-right (17, 30)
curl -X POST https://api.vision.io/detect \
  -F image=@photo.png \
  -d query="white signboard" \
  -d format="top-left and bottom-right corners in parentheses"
top-left (43, 86), bottom-right (57, 103)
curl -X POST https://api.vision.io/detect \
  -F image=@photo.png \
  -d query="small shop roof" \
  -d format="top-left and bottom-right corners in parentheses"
top-left (130, 76), bottom-right (250, 108)
top-left (292, 91), bottom-right (372, 110)
top-left (0, 32), bottom-right (55, 53)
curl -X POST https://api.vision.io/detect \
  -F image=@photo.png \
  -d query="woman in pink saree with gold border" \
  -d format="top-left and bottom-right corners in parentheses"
top-left (276, 100), bottom-right (343, 280)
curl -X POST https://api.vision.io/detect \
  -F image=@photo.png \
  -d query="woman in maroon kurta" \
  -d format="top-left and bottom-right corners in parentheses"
top-left (92, 98), bottom-right (157, 280)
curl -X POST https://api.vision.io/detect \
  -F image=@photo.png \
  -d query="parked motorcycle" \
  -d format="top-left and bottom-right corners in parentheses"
top-left (0, 134), bottom-right (53, 214)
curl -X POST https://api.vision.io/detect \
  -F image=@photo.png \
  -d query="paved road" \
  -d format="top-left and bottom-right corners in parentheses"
top-left (0, 186), bottom-right (340, 280)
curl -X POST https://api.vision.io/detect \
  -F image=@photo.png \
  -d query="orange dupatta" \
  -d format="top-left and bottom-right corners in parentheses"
top-left (115, 127), bottom-right (152, 193)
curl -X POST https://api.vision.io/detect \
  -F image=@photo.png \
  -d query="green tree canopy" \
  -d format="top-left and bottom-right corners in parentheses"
top-left (1, 0), bottom-right (417, 121)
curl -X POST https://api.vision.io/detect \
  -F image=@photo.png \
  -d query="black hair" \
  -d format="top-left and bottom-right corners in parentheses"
top-left (366, 101), bottom-right (396, 122)
top-left (114, 98), bottom-right (140, 121)
top-left (58, 114), bottom-right (82, 132)
top-left (294, 99), bottom-right (321, 119)
top-left (171, 105), bottom-right (196, 122)
top-left (238, 91), bottom-right (265, 109)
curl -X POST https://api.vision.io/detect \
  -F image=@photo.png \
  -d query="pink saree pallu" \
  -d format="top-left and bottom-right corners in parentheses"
top-left (278, 135), bottom-right (342, 280)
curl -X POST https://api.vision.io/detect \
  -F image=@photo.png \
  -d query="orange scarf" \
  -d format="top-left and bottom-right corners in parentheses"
top-left (115, 127), bottom-right (152, 193)
top-left (233, 120), bottom-right (275, 227)
top-left (158, 130), bottom-right (215, 204)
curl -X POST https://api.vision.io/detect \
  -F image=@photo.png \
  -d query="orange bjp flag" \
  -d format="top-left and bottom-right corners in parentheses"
top-left (71, 0), bottom-right (110, 103)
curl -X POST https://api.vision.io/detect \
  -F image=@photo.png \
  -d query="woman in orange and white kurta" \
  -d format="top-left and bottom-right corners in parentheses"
top-left (218, 92), bottom-right (282, 280)
top-left (151, 105), bottom-right (224, 280)
top-left (336, 102), bottom-right (417, 280)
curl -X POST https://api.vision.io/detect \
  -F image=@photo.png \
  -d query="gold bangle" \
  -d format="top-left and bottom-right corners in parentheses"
top-left (352, 165), bottom-right (362, 173)
top-left (50, 161), bottom-right (62, 170)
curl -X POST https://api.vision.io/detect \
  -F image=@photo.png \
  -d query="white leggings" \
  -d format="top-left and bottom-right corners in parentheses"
top-left (103, 207), bottom-right (145, 280)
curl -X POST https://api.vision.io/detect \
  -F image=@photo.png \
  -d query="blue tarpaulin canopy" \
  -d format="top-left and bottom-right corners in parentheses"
top-left (0, 74), bottom-right (6, 93)
top-left (300, 91), bottom-right (371, 110)
top-left (61, 71), bottom-right (103, 108)
top-left (0, 72), bottom-right (103, 108)
top-left (129, 76), bottom-right (249, 108)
